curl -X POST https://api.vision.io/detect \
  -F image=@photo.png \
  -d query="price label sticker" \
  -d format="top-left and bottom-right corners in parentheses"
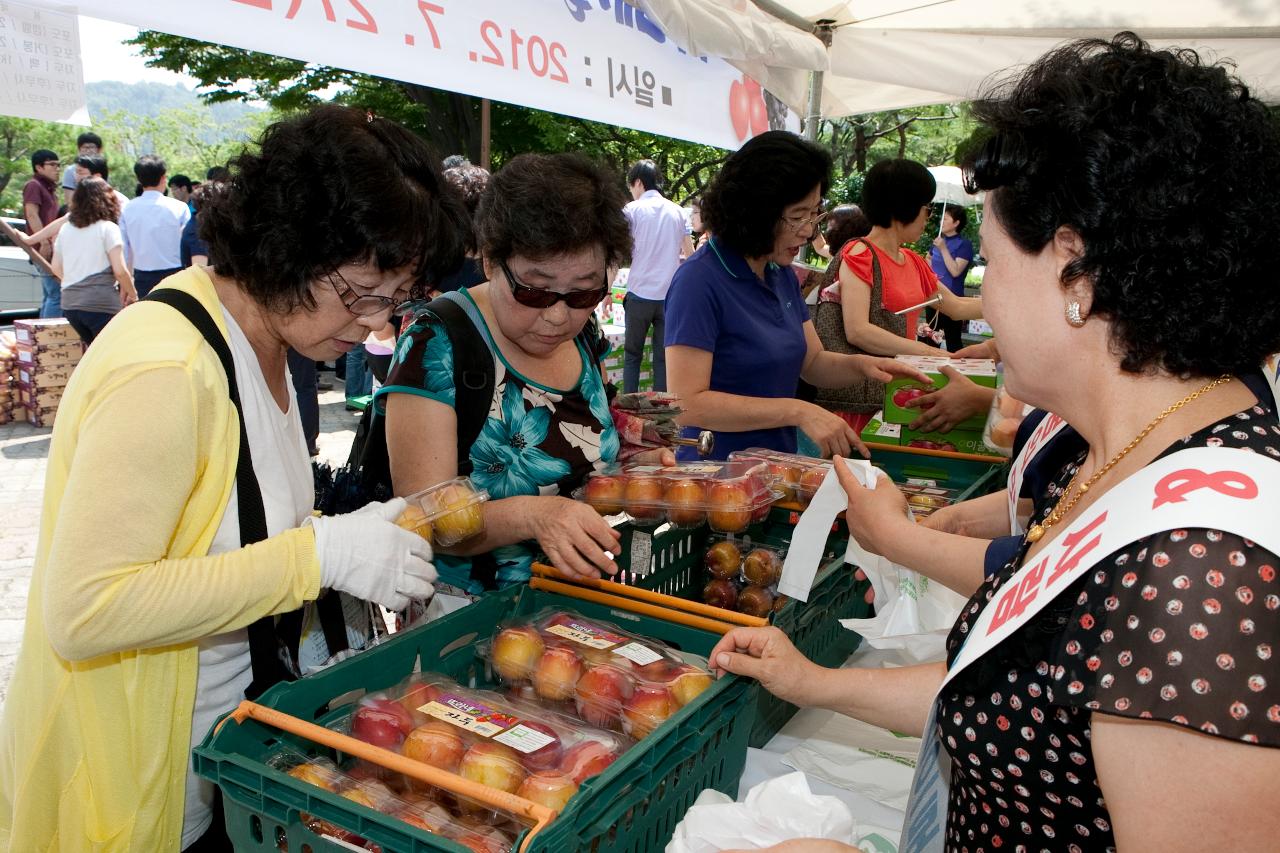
top-left (629, 530), bottom-right (653, 577)
top-left (495, 723), bottom-right (557, 754)
top-left (612, 642), bottom-right (664, 667)
top-left (546, 620), bottom-right (628, 650)
top-left (421, 695), bottom-right (518, 738)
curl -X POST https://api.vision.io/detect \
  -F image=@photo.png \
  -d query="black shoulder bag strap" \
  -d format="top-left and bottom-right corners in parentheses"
top-left (147, 288), bottom-right (303, 699)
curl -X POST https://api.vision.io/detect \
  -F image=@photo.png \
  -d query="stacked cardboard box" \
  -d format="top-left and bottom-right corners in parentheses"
top-left (0, 331), bottom-right (15, 426)
top-left (12, 319), bottom-right (84, 428)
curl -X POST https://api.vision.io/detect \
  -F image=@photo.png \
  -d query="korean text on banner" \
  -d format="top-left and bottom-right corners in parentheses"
top-left (51, 0), bottom-right (798, 149)
top-left (0, 1), bottom-right (88, 124)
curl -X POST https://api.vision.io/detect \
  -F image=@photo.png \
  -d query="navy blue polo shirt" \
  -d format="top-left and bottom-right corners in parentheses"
top-left (664, 237), bottom-right (810, 461)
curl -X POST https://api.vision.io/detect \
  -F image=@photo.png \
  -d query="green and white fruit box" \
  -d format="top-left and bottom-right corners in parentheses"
top-left (899, 426), bottom-right (1003, 458)
top-left (883, 356), bottom-right (997, 427)
top-left (860, 410), bottom-right (901, 446)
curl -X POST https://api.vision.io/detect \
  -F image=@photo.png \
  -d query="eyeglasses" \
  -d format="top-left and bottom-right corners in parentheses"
top-left (781, 209), bottom-right (829, 233)
top-left (500, 259), bottom-right (608, 310)
top-left (326, 270), bottom-right (411, 317)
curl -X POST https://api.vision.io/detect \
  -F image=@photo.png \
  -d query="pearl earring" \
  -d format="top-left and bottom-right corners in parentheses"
top-left (1065, 301), bottom-right (1086, 327)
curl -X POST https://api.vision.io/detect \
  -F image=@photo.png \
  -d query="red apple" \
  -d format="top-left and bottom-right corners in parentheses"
top-left (707, 482), bottom-right (752, 533)
top-left (743, 548), bottom-right (782, 587)
top-left (492, 625), bottom-right (545, 683)
top-left (668, 665), bottom-right (713, 708)
top-left (459, 741), bottom-right (527, 795)
top-left (532, 646), bottom-right (584, 701)
top-left (453, 827), bottom-right (512, 853)
top-left (584, 474), bottom-right (626, 515)
top-left (574, 665), bottom-right (634, 727)
top-left (403, 720), bottom-right (467, 774)
top-left (350, 699), bottom-right (414, 750)
top-left (397, 799), bottom-right (454, 834)
top-left (558, 740), bottom-right (619, 785)
top-left (517, 720), bottom-right (564, 772)
top-left (664, 478), bottom-right (707, 527)
top-left (516, 771), bottom-right (579, 812)
top-left (702, 578), bottom-right (739, 611)
top-left (397, 680), bottom-right (440, 723)
top-left (633, 659), bottom-right (679, 684)
top-left (704, 540), bottom-right (742, 580)
top-left (738, 584), bottom-right (776, 617)
top-left (623, 476), bottom-right (665, 523)
top-left (621, 684), bottom-right (676, 738)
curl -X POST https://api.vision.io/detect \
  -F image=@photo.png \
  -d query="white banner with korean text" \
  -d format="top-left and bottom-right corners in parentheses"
top-left (0, 1), bottom-right (88, 123)
top-left (51, 0), bottom-right (798, 148)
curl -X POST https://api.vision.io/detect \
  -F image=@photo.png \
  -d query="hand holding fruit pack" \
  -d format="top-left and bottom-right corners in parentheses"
top-left (727, 448), bottom-right (831, 509)
top-left (395, 477), bottom-right (490, 546)
top-left (343, 673), bottom-right (628, 817)
top-left (702, 537), bottom-right (788, 618)
top-left (269, 746), bottom-right (520, 853)
top-left (578, 459), bottom-right (779, 533)
top-left (484, 609), bottom-right (715, 738)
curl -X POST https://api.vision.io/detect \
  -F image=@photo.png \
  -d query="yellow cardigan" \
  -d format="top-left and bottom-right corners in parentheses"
top-left (0, 267), bottom-right (321, 851)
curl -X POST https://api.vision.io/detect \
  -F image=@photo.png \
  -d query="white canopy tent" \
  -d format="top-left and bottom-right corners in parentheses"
top-left (631, 0), bottom-right (1280, 127)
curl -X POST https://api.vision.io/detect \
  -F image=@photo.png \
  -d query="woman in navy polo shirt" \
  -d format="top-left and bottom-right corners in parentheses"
top-left (664, 131), bottom-right (927, 460)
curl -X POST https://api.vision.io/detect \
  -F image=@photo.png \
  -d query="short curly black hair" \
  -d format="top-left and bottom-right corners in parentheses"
top-left (701, 131), bottom-right (831, 258)
top-left (201, 104), bottom-right (469, 311)
top-left (475, 153), bottom-right (631, 269)
top-left (860, 159), bottom-right (935, 229)
top-left (965, 32), bottom-right (1280, 377)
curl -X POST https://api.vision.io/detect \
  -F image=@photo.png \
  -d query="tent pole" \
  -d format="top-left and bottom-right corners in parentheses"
top-left (803, 23), bottom-right (834, 141)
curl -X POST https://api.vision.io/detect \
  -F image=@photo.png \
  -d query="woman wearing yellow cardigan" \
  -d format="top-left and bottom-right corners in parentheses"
top-left (0, 106), bottom-right (469, 850)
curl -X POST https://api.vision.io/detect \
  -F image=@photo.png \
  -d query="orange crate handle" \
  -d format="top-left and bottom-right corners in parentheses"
top-left (528, 576), bottom-right (741, 635)
top-left (871, 443), bottom-right (1000, 464)
top-left (216, 700), bottom-right (555, 853)
top-left (530, 562), bottom-right (767, 628)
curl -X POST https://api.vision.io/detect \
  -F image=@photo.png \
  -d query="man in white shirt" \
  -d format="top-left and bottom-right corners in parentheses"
top-left (119, 155), bottom-right (191, 298)
top-left (622, 160), bottom-right (692, 392)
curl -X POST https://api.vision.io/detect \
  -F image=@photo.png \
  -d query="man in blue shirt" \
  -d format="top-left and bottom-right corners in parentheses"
top-left (119, 155), bottom-right (191, 298)
top-left (928, 204), bottom-right (975, 352)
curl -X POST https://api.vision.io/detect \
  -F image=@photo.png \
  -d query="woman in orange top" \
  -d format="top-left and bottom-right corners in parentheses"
top-left (819, 159), bottom-right (985, 430)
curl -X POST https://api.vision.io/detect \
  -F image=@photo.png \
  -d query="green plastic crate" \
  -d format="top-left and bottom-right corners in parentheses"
top-left (195, 584), bottom-right (752, 853)
top-left (868, 448), bottom-right (1006, 501)
top-left (613, 513), bottom-right (871, 747)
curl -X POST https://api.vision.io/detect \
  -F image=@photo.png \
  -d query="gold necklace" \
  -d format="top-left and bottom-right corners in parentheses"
top-left (1025, 375), bottom-right (1233, 544)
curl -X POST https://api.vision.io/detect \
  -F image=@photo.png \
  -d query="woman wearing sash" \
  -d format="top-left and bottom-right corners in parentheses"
top-left (713, 34), bottom-right (1280, 853)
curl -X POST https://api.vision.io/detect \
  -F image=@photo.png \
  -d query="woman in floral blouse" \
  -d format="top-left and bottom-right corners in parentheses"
top-left (380, 153), bottom-right (648, 595)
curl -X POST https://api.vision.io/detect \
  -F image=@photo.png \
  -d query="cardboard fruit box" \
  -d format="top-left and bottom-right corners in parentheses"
top-left (899, 426), bottom-right (1002, 458)
top-left (860, 410), bottom-right (901, 447)
top-left (13, 318), bottom-right (81, 348)
top-left (883, 355), bottom-right (997, 428)
top-left (15, 341), bottom-right (83, 368)
top-left (17, 364), bottom-right (75, 390)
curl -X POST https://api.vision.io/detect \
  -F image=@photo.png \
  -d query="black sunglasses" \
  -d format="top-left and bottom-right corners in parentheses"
top-left (500, 259), bottom-right (608, 310)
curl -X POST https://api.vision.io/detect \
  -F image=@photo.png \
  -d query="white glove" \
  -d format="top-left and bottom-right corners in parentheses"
top-left (307, 497), bottom-right (437, 611)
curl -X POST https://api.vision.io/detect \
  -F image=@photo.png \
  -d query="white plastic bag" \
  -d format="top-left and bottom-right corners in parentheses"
top-left (838, 460), bottom-right (967, 663)
top-left (666, 772), bottom-right (900, 853)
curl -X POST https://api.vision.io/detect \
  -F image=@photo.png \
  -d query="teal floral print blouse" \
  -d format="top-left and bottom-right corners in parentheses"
top-left (378, 290), bottom-right (619, 592)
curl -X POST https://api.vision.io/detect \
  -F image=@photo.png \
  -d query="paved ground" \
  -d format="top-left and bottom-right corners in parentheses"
top-left (0, 369), bottom-right (358, 707)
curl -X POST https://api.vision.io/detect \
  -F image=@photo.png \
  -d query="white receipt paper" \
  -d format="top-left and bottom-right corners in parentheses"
top-left (778, 459), bottom-right (879, 602)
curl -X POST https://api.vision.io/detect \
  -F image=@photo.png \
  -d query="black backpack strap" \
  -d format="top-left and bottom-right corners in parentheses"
top-left (146, 288), bottom-right (300, 699)
top-left (424, 294), bottom-right (495, 478)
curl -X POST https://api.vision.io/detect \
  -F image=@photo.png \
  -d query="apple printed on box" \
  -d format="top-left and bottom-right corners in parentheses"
top-left (883, 355), bottom-right (998, 427)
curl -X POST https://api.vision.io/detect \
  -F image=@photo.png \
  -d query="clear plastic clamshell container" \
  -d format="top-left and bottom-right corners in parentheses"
top-left (577, 459), bottom-right (780, 533)
top-left (480, 608), bottom-right (716, 740)
top-left (397, 477), bottom-right (490, 547)
top-left (727, 448), bottom-right (832, 509)
top-left (700, 535), bottom-right (788, 618)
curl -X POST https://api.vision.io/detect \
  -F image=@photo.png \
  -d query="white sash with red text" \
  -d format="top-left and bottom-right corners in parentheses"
top-left (1006, 412), bottom-right (1069, 536)
top-left (902, 446), bottom-right (1280, 853)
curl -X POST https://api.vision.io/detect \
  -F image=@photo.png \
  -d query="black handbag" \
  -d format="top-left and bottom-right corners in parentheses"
top-left (812, 240), bottom-right (906, 413)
